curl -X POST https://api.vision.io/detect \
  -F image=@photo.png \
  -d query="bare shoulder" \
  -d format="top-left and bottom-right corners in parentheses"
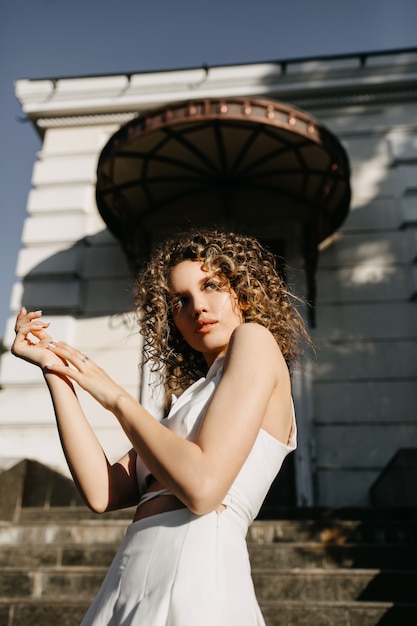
top-left (228, 323), bottom-right (285, 361)
top-left (225, 323), bottom-right (289, 382)
top-left (221, 323), bottom-right (292, 444)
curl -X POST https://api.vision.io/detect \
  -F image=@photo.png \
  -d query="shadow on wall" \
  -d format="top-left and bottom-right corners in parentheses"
top-left (18, 230), bottom-right (135, 320)
top-left (305, 118), bottom-right (417, 508)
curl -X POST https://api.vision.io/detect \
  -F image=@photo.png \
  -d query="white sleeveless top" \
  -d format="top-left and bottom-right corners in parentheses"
top-left (136, 357), bottom-right (296, 526)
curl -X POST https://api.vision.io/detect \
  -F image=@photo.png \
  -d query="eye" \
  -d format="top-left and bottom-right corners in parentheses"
top-left (203, 278), bottom-right (221, 291)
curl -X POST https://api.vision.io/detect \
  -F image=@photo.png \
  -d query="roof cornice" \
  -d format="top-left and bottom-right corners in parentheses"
top-left (15, 49), bottom-right (417, 126)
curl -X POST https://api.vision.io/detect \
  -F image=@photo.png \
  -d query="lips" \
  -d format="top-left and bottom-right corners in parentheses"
top-left (195, 319), bottom-right (217, 334)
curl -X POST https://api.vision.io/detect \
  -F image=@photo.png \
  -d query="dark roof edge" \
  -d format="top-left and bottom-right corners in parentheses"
top-left (17, 46), bottom-right (417, 83)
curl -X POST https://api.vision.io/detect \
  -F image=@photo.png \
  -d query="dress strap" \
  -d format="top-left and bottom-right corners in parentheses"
top-left (138, 488), bottom-right (173, 507)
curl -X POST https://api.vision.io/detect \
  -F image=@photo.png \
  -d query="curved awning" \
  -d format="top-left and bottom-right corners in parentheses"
top-left (96, 97), bottom-right (351, 324)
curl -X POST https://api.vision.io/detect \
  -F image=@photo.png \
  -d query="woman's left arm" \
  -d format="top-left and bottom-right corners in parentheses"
top-left (47, 323), bottom-right (291, 515)
top-left (187, 323), bottom-right (292, 513)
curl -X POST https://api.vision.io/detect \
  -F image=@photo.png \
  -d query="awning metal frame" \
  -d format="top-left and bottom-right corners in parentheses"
top-left (96, 97), bottom-right (351, 325)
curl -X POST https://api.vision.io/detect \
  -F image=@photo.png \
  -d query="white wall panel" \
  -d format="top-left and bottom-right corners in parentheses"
top-left (22, 214), bottom-right (88, 245)
top-left (399, 195), bottom-right (417, 226)
top-left (32, 156), bottom-right (97, 185)
top-left (316, 265), bottom-right (413, 302)
top-left (73, 313), bottom-right (140, 350)
top-left (317, 424), bottom-right (417, 468)
top-left (0, 352), bottom-right (47, 385)
top-left (341, 197), bottom-right (399, 231)
top-left (313, 339), bottom-right (417, 380)
top-left (82, 278), bottom-right (134, 314)
top-left (311, 302), bottom-right (417, 340)
top-left (16, 246), bottom-right (80, 278)
top-left (387, 132), bottom-right (417, 164)
top-left (11, 278), bottom-right (81, 311)
top-left (43, 126), bottom-right (115, 155)
top-left (398, 164), bottom-right (417, 192)
top-left (319, 232), bottom-right (413, 268)
top-left (317, 470), bottom-right (379, 507)
top-left (313, 380), bottom-right (417, 424)
top-left (27, 185), bottom-right (96, 215)
top-left (82, 245), bottom-right (130, 278)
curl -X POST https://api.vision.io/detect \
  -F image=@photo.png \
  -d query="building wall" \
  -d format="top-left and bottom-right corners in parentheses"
top-left (308, 101), bottom-right (417, 505)
top-left (0, 123), bottom-right (139, 472)
top-left (1, 51), bottom-right (416, 507)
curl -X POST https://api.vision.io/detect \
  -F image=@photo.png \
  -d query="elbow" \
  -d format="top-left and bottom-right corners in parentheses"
top-left (183, 476), bottom-right (225, 517)
top-left (88, 501), bottom-right (108, 515)
top-left (187, 500), bottom-right (216, 517)
top-left (81, 492), bottom-right (110, 515)
top-left (186, 497), bottom-right (208, 517)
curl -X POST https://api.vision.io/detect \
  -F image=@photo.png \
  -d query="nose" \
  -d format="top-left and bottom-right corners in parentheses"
top-left (190, 294), bottom-right (207, 317)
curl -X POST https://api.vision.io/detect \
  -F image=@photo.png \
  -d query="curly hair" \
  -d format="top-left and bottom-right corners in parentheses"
top-left (134, 229), bottom-right (310, 401)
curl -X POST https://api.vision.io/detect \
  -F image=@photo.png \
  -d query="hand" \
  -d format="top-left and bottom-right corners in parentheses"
top-left (44, 342), bottom-right (126, 411)
top-left (11, 307), bottom-right (62, 369)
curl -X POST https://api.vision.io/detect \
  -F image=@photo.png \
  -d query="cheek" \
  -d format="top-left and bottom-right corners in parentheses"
top-left (219, 293), bottom-right (243, 323)
top-left (172, 314), bottom-right (188, 338)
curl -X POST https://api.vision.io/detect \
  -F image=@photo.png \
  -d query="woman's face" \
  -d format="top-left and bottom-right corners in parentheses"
top-left (168, 260), bottom-right (243, 366)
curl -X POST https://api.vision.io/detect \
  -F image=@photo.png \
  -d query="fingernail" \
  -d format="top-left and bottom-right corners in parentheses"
top-left (48, 342), bottom-right (56, 348)
top-left (34, 310), bottom-right (42, 314)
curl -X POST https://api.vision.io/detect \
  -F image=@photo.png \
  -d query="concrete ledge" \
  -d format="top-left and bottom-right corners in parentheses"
top-left (0, 460), bottom-right (84, 521)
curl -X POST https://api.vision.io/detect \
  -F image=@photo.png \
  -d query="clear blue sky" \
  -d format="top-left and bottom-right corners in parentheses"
top-left (1, 0), bottom-right (416, 338)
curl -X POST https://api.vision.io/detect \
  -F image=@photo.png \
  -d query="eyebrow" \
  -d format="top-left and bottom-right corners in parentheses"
top-left (169, 273), bottom-right (217, 297)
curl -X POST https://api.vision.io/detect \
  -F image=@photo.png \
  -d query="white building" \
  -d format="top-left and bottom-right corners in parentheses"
top-left (1, 48), bottom-right (416, 510)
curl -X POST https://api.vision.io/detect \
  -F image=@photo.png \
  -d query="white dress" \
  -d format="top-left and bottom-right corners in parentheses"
top-left (80, 357), bottom-right (296, 626)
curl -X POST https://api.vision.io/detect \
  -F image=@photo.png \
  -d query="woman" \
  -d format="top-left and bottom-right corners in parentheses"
top-left (12, 229), bottom-right (310, 625)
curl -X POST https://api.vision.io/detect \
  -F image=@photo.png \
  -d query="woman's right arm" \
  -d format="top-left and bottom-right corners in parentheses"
top-left (11, 308), bottom-right (139, 513)
top-left (43, 371), bottom-right (139, 512)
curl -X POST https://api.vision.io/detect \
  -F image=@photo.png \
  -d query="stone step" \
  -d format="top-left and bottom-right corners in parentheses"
top-left (247, 518), bottom-right (417, 545)
top-left (2, 498), bottom-right (416, 625)
top-left (260, 600), bottom-right (417, 626)
top-left (1, 598), bottom-right (416, 626)
top-left (0, 521), bottom-right (128, 546)
top-left (1, 541), bottom-right (417, 571)
top-left (14, 506), bottom-right (417, 540)
top-left (248, 542), bottom-right (417, 570)
top-left (17, 506), bottom-right (134, 523)
top-left (0, 598), bottom-right (89, 626)
top-left (252, 568), bottom-right (417, 603)
top-left (0, 566), bottom-right (107, 600)
top-left (19, 504), bottom-right (416, 524)
top-left (1, 566), bottom-right (416, 603)
top-left (3, 517), bottom-right (417, 547)
top-left (0, 544), bottom-right (117, 568)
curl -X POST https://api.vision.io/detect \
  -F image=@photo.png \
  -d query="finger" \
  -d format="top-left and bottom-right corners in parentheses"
top-left (30, 320), bottom-right (51, 335)
top-left (25, 310), bottom-right (43, 322)
top-left (17, 306), bottom-right (27, 319)
top-left (16, 319), bottom-right (50, 337)
top-left (15, 309), bottom-right (43, 332)
top-left (15, 307), bottom-right (28, 331)
top-left (31, 327), bottom-right (53, 344)
top-left (47, 342), bottom-right (92, 369)
top-left (43, 360), bottom-right (84, 383)
top-left (43, 361), bottom-right (75, 379)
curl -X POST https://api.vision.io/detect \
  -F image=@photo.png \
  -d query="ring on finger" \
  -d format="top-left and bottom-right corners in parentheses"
top-left (81, 356), bottom-right (89, 363)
